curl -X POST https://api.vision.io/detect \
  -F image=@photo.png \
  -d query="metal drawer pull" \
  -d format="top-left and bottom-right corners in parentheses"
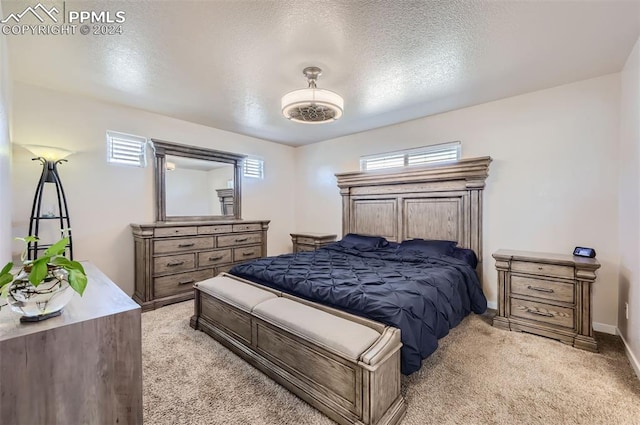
top-left (167, 261), bottom-right (185, 267)
top-left (242, 252), bottom-right (255, 257)
top-left (526, 309), bottom-right (554, 317)
top-left (527, 285), bottom-right (554, 293)
top-left (178, 243), bottom-right (195, 248)
top-left (235, 238), bottom-right (249, 242)
top-left (178, 279), bottom-right (195, 285)
top-left (208, 256), bottom-right (224, 261)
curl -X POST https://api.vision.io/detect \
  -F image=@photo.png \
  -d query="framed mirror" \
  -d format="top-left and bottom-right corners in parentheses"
top-left (151, 139), bottom-right (245, 221)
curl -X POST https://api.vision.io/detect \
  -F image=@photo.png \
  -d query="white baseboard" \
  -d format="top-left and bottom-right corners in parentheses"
top-left (593, 322), bottom-right (617, 335)
top-left (487, 300), bottom-right (497, 310)
top-left (619, 331), bottom-right (640, 380)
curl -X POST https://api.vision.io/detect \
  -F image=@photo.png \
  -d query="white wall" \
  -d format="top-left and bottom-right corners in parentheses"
top-left (295, 74), bottom-right (621, 327)
top-left (618, 36), bottom-right (640, 374)
top-left (165, 168), bottom-right (214, 216)
top-left (11, 82), bottom-right (296, 295)
top-left (208, 166), bottom-right (235, 215)
top-left (0, 1), bottom-right (11, 264)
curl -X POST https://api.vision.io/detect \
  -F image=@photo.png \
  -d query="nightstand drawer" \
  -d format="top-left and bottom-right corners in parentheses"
top-left (154, 253), bottom-right (195, 274)
top-left (296, 245), bottom-right (316, 252)
top-left (510, 298), bottom-right (574, 329)
top-left (198, 249), bottom-right (232, 267)
top-left (154, 237), bottom-right (214, 254)
top-left (511, 261), bottom-right (573, 279)
top-left (291, 233), bottom-right (337, 253)
top-left (155, 269), bottom-right (214, 298)
top-left (510, 275), bottom-right (574, 303)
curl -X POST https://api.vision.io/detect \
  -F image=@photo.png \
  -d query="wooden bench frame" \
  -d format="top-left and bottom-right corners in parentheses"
top-left (190, 273), bottom-right (406, 425)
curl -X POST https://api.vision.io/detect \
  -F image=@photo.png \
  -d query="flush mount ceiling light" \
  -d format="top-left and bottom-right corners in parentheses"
top-left (281, 67), bottom-right (344, 124)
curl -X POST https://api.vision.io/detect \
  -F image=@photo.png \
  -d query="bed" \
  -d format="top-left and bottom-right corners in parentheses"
top-left (231, 156), bottom-right (492, 374)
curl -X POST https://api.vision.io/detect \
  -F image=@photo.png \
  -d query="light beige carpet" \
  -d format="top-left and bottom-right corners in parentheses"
top-left (142, 302), bottom-right (640, 424)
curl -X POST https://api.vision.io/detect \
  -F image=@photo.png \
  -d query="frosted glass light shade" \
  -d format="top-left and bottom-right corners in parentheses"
top-left (281, 88), bottom-right (344, 124)
top-left (22, 145), bottom-right (74, 161)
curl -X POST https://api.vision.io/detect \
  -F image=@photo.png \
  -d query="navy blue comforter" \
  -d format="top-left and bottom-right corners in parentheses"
top-left (230, 244), bottom-right (487, 374)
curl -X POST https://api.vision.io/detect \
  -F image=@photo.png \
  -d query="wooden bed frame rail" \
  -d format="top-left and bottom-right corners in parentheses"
top-left (191, 274), bottom-right (406, 425)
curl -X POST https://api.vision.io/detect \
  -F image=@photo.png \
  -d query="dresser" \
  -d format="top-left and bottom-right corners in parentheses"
top-left (131, 220), bottom-right (269, 311)
top-left (290, 232), bottom-right (337, 253)
top-left (492, 249), bottom-right (600, 351)
top-left (0, 263), bottom-right (142, 424)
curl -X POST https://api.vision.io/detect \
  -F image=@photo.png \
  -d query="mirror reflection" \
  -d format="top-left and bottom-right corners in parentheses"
top-left (165, 155), bottom-right (235, 217)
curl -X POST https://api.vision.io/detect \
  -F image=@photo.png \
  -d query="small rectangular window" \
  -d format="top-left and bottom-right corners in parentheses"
top-left (243, 157), bottom-right (264, 179)
top-left (106, 131), bottom-right (147, 167)
top-left (360, 141), bottom-right (461, 171)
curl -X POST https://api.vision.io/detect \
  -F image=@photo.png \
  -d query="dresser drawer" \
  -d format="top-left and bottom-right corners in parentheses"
top-left (155, 269), bottom-right (214, 298)
top-left (216, 264), bottom-right (234, 274)
top-left (234, 245), bottom-right (262, 262)
top-left (218, 233), bottom-right (262, 247)
top-left (510, 298), bottom-right (574, 329)
top-left (232, 223), bottom-right (262, 232)
top-left (510, 275), bottom-right (574, 304)
top-left (198, 225), bottom-right (233, 235)
top-left (154, 237), bottom-right (214, 254)
top-left (198, 249), bottom-right (233, 267)
top-left (154, 253), bottom-right (195, 274)
top-left (154, 227), bottom-right (198, 238)
top-left (511, 261), bottom-right (573, 279)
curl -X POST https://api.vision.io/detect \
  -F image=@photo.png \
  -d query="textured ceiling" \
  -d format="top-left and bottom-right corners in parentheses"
top-left (3, 0), bottom-right (639, 146)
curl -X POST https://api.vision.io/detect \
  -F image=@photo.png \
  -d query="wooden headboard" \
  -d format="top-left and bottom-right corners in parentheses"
top-left (335, 157), bottom-right (492, 282)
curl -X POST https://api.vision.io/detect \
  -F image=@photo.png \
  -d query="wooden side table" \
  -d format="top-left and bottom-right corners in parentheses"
top-left (492, 249), bottom-right (600, 351)
top-left (290, 232), bottom-right (337, 253)
top-left (0, 262), bottom-right (143, 424)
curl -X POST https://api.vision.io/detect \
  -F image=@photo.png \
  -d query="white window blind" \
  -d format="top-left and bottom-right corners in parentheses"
top-left (243, 157), bottom-right (264, 179)
top-left (360, 141), bottom-right (461, 171)
top-left (106, 131), bottom-right (147, 167)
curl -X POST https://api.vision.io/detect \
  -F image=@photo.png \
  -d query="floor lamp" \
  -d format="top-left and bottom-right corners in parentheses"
top-left (23, 145), bottom-right (74, 261)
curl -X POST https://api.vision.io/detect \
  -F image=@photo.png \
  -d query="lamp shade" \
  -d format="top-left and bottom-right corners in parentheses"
top-left (281, 88), bottom-right (344, 124)
top-left (281, 67), bottom-right (344, 124)
top-left (22, 145), bottom-right (74, 161)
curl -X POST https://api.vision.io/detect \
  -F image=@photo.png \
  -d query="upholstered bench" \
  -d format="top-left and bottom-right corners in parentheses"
top-left (190, 274), bottom-right (406, 425)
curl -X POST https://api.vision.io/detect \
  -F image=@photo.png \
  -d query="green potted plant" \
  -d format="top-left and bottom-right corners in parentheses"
top-left (0, 235), bottom-right (87, 321)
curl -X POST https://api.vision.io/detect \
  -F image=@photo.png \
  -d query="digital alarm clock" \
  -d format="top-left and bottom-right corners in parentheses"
top-left (573, 247), bottom-right (596, 258)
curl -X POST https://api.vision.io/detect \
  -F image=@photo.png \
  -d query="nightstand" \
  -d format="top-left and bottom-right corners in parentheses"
top-left (290, 233), bottom-right (337, 253)
top-left (492, 249), bottom-right (600, 352)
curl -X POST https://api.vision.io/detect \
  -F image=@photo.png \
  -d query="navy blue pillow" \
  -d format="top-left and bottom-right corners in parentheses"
top-left (397, 239), bottom-right (457, 257)
top-left (451, 247), bottom-right (478, 268)
top-left (339, 233), bottom-right (389, 250)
